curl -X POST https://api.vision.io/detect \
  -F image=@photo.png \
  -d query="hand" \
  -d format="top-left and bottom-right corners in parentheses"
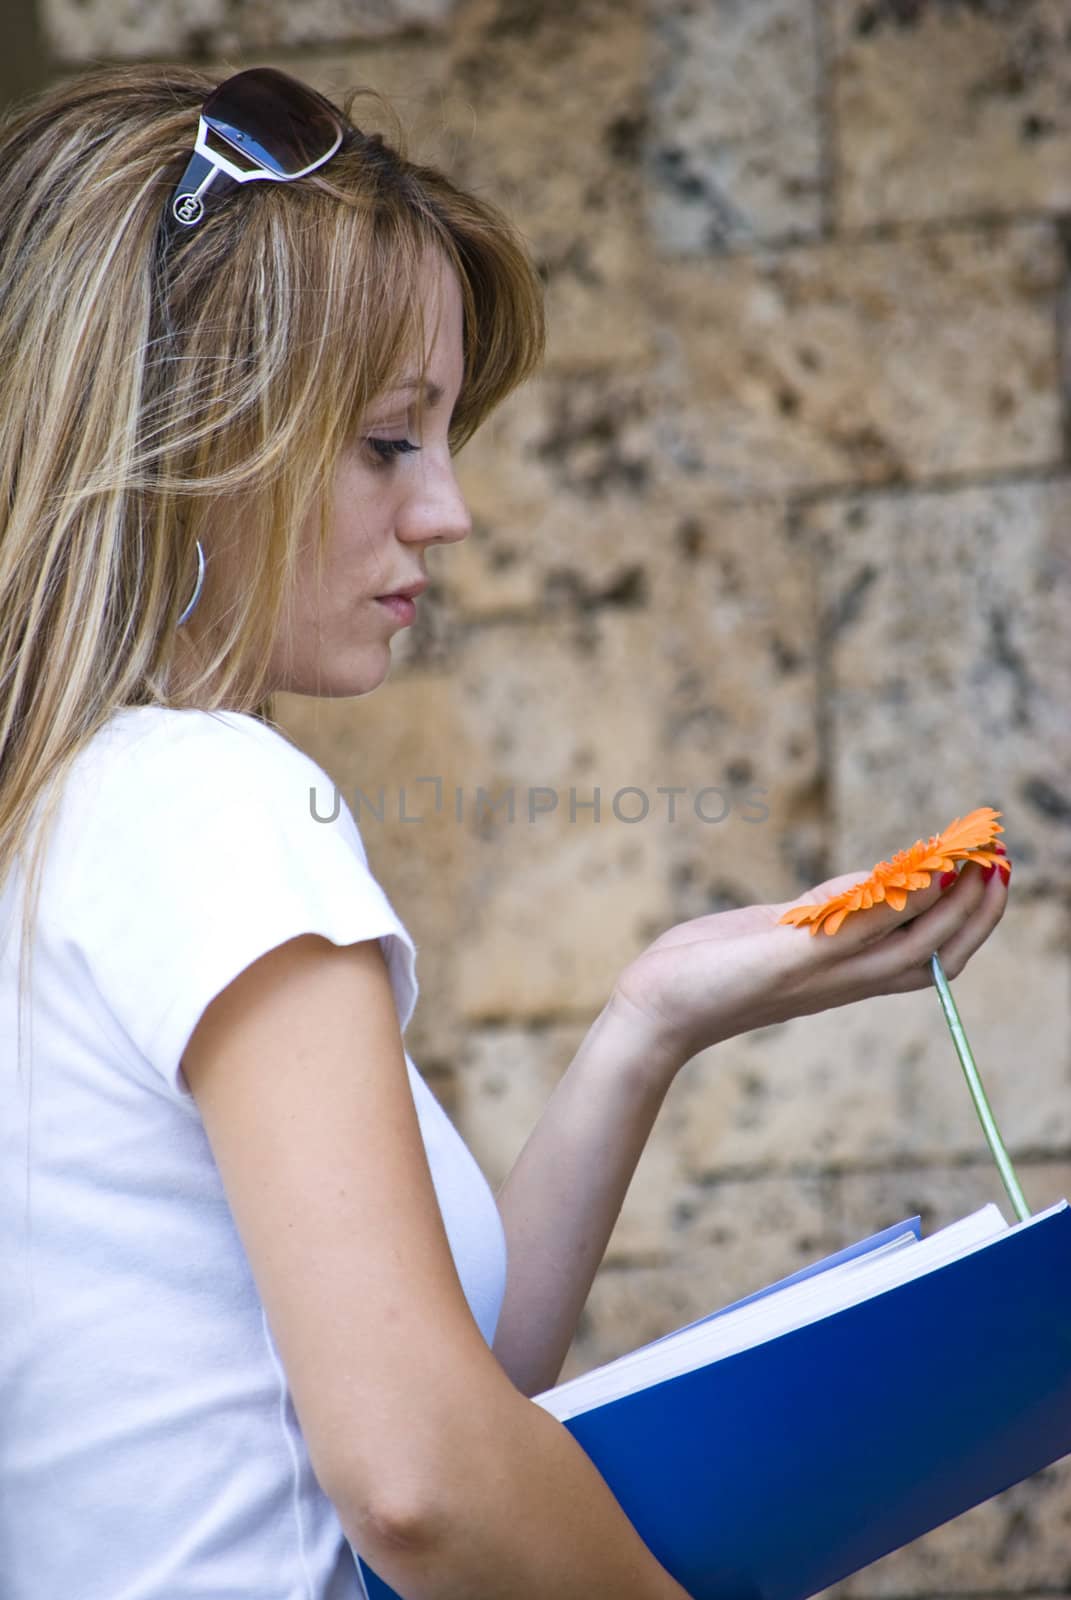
top-left (609, 860), bottom-right (1010, 1072)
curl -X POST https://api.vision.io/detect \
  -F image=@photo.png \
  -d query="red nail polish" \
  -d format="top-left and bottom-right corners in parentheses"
top-left (993, 842), bottom-right (1007, 857)
top-left (938, 870), bottom-right (958, 889)
top-left (982, 863), bottom-right (997, 882)
top-left (998, 861), bottom-right (1011, 884)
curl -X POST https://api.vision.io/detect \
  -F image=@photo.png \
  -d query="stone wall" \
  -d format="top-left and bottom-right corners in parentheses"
top-left (24, 1), bottom-right (1071, 1593)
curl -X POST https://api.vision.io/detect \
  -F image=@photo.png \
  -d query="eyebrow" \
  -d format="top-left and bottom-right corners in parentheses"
top-left (390, 378), bottom-right (445, 406)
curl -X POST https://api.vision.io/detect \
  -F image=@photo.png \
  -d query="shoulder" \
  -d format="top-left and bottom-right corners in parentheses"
top-left (39, 707), bottom-right (419, 1076)
top-left (79, 706), bottom-right (329, 788)
top-left (37, 705), bottom-right (388, 914)
top-left (64, 704), bottom-right (361, 851)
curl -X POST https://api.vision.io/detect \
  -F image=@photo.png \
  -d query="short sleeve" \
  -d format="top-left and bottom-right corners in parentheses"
top-left (49, 709), bottom-right (418, 1100)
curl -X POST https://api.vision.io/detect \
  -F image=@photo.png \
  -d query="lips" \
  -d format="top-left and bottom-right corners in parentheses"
top-left (376, 578), bottom-right (428, 600)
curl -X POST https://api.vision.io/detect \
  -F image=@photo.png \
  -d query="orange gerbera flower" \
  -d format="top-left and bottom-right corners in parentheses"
top-left (778, 807), bottom-right (1006, 937)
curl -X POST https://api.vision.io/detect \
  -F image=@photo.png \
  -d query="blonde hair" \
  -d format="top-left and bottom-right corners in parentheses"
top-left (0, 64), bottom-right (544, 1110)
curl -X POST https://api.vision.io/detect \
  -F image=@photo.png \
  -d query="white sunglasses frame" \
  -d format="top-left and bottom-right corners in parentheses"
top-left (170, 105), bottom-right (344, 228)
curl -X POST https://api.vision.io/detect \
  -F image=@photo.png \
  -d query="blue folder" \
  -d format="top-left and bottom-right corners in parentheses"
top-left (353, 1203), bottom-right (1071, 1600)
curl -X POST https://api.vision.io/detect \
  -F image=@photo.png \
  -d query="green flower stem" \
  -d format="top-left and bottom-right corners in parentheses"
top-left (930, 952), bottom-right (1031, 1223)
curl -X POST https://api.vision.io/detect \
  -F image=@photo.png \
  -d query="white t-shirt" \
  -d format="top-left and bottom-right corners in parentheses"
top-left (0, 707), bottom-right (508, 1600)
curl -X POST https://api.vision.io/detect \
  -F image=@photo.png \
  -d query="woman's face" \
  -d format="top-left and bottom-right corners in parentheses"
top-left (268, 250), bottom-right (471, 698)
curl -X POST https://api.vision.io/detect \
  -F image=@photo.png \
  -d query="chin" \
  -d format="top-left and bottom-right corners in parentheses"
top-left (281, 652), bottom-right (393, 700)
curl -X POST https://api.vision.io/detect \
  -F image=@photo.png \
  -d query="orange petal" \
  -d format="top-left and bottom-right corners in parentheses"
top-left (934, 808), bottom-right (1003, 854)
top-left (776, 805), bottom-right (1006, 938)
top-left (959, 848), bottom-right (1002, 866)
top-left (780, 904), bottom-right (820, 927)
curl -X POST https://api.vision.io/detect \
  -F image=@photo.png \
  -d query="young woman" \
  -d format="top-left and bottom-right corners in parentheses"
top-left (0, 64), bottom-right (1009, 1600)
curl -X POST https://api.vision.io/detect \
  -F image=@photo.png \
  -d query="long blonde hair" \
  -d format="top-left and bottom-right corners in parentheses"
top-left (0, 64), bottom-right (544, 1099)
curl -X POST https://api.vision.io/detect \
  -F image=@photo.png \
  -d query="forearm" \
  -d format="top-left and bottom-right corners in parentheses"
top-left (491, 995), bottom-right (683, 1397)
top-left (337, 1388), bottom-right (693, 1600)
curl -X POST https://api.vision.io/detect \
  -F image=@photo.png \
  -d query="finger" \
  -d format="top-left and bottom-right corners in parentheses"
top-left (893, 860), bottom-right (997, 964)
top-left (930, 861), bottom-right (1010, 979)
top-left (804, 863), bottom-right (981, 999)
top-left (861, 862), bottom-right (1005, 994)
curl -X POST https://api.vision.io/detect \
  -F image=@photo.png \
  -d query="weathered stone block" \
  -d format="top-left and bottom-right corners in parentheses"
top-left (650, 494), bottom-right (824, 909)
top-left (804, 477), bottom-right (1071, 895)
top-left (904, 899), bottom-right (1071, 1163)
top-left (262, 41), bottom-right (457, 148)
top-left (669, 1168), bottom-right (842, 1298)
top-left (43, 0), bottom-right (219, 59)
top-left (451, 374), bottom-right (662, 618)
top-left (672, 1012), bottom-right (911, 1175)
top-left (568, 1172), bottom-right (840, 1375)
top-left (833, 0), bottom-right (1071, 229)
top-left (42, 0), bottom-right (459, 59)
top-left (450, 494), bottom-right (822, 911)
top-left (447, 489), bottom-right (820, 913)
top-left (649, 0), bottom-right (823, 252)
top-left (830, 1159), bottom-right (1071, 1243)
top-left (649, 223), bottom-right (1063, 495)
top-left (445, 0), bottom-right (653, 372)
top-left (448, 611), bottom-right (677, 1018)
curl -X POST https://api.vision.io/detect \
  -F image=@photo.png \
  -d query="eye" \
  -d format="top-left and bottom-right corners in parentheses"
top-left (364, 436), bottom-right (422, 466)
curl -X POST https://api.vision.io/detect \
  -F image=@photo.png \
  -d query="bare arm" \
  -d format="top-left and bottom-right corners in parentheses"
top-left (492, 1000), bottom-right (682, 1397)
top-left (490, 862), bottom-right (1011, 1398)
top-left (182, 935), bottom-right (691, 1600)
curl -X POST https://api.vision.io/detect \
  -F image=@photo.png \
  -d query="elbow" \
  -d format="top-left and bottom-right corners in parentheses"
top-left (359, 1480), bottom-right (453, 1559)
top-left (323, 1378), bottom-right (532, 1569)
top-left (325, 1457), bottom-right (466, 1570)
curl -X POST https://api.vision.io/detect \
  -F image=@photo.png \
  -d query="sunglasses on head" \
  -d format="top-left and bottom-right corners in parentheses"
top-left (168, 66), bottom-right (347, 230)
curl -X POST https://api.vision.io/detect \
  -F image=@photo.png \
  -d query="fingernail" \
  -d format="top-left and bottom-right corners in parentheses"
top-left (938, 870), bottom-right (958, 889)
top-left (993, 842), bottom-right (1007, 857)
top-left (982, 863), bottom-right (997, 882)
top-left (998, 861), bottom-right (1012, 884)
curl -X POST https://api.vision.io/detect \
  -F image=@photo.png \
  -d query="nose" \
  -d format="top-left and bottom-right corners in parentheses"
top-left (398, 451), bottom-right (472, 548)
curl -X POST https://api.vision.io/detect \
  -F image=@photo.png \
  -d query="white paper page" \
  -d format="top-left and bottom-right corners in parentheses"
top-left (536, 1204), bottom-right (1008, 1423)
top-left (626, 1225), bottom-right (920, 1359)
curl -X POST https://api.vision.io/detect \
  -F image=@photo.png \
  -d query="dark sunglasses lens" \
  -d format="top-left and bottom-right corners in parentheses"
top-left (203, 68), bottom-right (340, 176)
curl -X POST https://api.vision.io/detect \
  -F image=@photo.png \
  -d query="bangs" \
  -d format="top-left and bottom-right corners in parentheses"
top-left (311, 137), bottom-right (545, 454)
top-left (435, 203), bottom-right (547, 452)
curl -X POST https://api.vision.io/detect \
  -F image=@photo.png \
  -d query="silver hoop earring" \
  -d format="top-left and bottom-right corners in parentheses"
top-left (177, 541), bottom-right (206, 627)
